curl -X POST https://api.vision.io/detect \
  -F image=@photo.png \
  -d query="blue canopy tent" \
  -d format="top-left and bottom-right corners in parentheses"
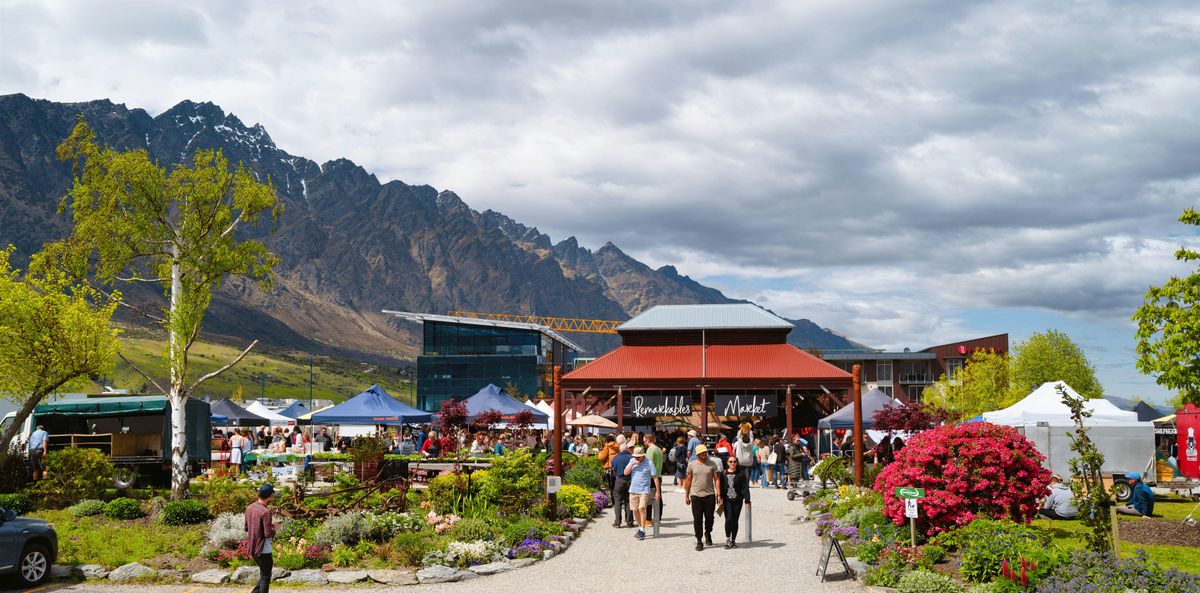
top-left (461, 384), bottom-right (549, 422)
top-left (311, 384), bottom-right (432, 425)
top-left (211, 412), bottom-right (229, 424)
top-left (276, 401), bottom-right (309, 419)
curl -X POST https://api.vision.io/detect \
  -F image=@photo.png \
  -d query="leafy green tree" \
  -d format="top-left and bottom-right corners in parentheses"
top-left (1009, 330), bottom-right (1102, 399)
top-left (0, 247), bottom-right (119, 462)
top-left (922, 350), bottom-right (1014, 418)
top-left (40, 119), bottom-right (281, 498)
top-left (1060, 383), bottom-right (1113, 552)
top-left (1133, 208), bottom-right (1200, 406)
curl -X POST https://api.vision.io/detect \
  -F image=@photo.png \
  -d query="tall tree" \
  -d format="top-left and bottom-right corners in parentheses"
top-left (1134, 208), bottom-right (1200, 406)
top-left (1009, 329), bottom-right (1102, 399)
top-left (922, 349), bottom-right (1014, 418)
top-left (0, 247), bottom-right (119, 462)
top-left (41, 119), bottom-right (281, 498)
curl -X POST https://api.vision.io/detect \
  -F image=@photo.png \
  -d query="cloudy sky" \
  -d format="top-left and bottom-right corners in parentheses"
top-left (3, 0), bottom-right (1199, 403)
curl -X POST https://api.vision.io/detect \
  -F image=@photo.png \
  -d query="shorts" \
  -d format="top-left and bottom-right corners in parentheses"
top-left (630, 492), bottom-right (651, 508)
top-left (30, 449), bottom-right (44, 473)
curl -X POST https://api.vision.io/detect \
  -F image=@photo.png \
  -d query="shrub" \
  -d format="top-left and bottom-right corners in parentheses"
top-left (564, 455), bottom-right (605, 491)
top-left (923, 544), bottom-right (947, 565)
top-left (34, 447), bottom-right (114, 506)
top-left (273, 537), bottom-right (330, 570)
top-left (555, 484), bottom-right (595, 518)
top-left (968, 583), bottom-right (1019, 593)
top-left (314, 511), bottom-right (397, 547)
top-left (421, 539), bottom-right (506, 569)
top-left (277, 518), bottom-right (312, 542)
top-left (67, 498), bottom-right (105, 518)
top-left (932, 519), bottom-right (1055, 584)
top-left (0, 492), bottom-right (34, 515)
top-left (1035, 549), bottom-right (1200, 593)
top-left (103, 497), bottom-right (144, 520)
top-left (448, 517), bottom-right (495, 541)
top-left (896, 570), bottom-right (966, 593)
top-left (501, 518), bottom-right (551, 546)
top-left (213, 540), bottom-right (253, 567)
top-left (365, 511), bottom-right (424, 540)
top-left (812, 456), bottom-right (852, 486)
top-left (392, 532), bottom-right (435, 567)
top-left (427, 473), bottom-right (475, 514)
top-left (876, 423), bottom-right (1051, 536)
top-left (159, 499), bottom-right (211, 525)
top-left (478, 449), bottom-right (546, 511)
top-left (207, 512), bottom-right (247, 548)
top-left (197, 477), bottom-right (258, 516)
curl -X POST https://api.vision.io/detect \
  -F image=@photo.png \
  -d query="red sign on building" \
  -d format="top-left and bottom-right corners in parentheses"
top-left (1179, 403), bottom-right (1200, 480)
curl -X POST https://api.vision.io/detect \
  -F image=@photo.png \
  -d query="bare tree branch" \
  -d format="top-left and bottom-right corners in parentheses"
top-left (114, 276), bottom-right (169, 283)
top-left (118, 350), bottom-right (167, 394)
top-left (219, 212), bottom-right (244, 239)
top-left (186, 339), bottom-right (257, 395)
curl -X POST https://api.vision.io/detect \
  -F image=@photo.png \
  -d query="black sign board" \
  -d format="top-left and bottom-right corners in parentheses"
top-left (627, 395), bottom-right (692, 418)
top-left (816, 533), bottom-right (855, 581)
top-left (715, 394), bottom-right (778, 417)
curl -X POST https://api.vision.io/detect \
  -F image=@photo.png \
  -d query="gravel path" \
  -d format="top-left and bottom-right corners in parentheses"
top-left (4, 482), bottom-right (857, 593)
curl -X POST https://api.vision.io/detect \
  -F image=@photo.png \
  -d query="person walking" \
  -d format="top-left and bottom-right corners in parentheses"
top-left (719, 456), bottom-right (751, 548)
top-left (244, 484), bottom-right (277, 593)
top-left (643, 433), bottom-right (665, 525)
top-left (683, 444), bottom-right (720, 551)
top-left (733, 430), bottom-right (754, 480)
top-left (672, 436), bottom-right (688, 485)
top-left (771, 437), bottom-right (788, 488)
top-left (28, 424), bottom-right (48, 481)
top-left (611, 443), bottom-right (635, 528)
top-left (624, 446), bottom-right (660, 540)
top-left (755, 438), bottom-right (771, 487)
top-left (686, 429), bottom-right (702, 461)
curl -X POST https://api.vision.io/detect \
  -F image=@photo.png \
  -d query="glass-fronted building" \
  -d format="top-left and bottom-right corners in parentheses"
top-left (386, 312), bottom-right (581, 412)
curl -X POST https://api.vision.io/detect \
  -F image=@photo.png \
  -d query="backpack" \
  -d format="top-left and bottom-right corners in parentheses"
top-left (668, 446), bottom-right (678, 464)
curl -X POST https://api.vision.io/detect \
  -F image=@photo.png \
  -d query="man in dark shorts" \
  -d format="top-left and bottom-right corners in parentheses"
top-left (28, 424), bottom-right (48, 481)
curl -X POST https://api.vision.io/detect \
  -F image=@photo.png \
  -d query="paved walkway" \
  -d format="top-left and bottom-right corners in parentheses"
top-left (5, 482), bottom-right (857, 593)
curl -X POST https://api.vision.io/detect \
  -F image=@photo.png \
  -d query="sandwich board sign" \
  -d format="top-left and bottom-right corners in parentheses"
top-left (816, 533), bottom-right (854, 582)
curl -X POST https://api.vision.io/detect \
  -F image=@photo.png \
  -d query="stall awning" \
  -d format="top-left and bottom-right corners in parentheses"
top-left (818, 389), bottom-right (897, 430)
top-left (34, 396), bottom-right (167, 417)
top-left (311, 384), bottom-right (431, 425)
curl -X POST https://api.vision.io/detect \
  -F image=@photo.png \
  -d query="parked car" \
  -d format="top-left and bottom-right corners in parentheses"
top-left (0, 507), bottom-right (57, 586)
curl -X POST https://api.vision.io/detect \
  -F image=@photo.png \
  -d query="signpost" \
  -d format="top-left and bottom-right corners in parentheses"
top-left (895, 487), bottom-right (924, 547)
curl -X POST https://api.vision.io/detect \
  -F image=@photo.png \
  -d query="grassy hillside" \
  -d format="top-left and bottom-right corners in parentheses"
top-left (100, 337), bottom-right (415, 406)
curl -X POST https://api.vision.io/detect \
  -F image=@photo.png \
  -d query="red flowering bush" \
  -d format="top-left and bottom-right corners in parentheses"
top-left (875, 422), bottom-right (1050, 536)
top-left (436, 398), bottom-right (468, 433)
top-left (472, 409), bottom-right (504, 430)
top-left (511, 409), bottom-right (537, 431)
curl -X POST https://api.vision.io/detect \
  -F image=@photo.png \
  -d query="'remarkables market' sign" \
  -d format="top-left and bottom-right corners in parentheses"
top-left (715, 394), bottom-right (778, 417)
top-left (628, 395), bottom-right (692, 418)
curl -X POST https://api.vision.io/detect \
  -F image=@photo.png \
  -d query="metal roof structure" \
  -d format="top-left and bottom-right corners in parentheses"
top-left (562, 343), bottom-right (852, 385)
top-left (821, 351), bottom-right (936, 361)
top-left (383, 310), bottom-right (586, 353)
top-left (616, 303), bottom-right (793, 331)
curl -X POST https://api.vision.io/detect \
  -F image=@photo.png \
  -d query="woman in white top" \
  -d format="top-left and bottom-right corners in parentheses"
top-left (229, 429), bottom-right (245, 473)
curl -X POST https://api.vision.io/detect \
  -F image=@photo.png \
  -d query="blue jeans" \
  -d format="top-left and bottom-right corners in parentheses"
top-left (759, 464), bottom-right (770, 488)
top-left (773, 463), bottom-right (787, 487)
top-left (749, 463), bottom-right (761, 484)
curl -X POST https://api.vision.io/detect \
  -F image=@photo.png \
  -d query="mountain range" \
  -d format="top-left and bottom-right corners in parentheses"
top-left (0, 93), bottom-right (865, 363)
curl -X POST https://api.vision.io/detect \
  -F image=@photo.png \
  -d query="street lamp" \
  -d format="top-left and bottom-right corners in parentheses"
top-left (258, 373), bottom-right (271, 404)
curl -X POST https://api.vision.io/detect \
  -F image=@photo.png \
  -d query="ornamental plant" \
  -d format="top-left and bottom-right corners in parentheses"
top-left (1060, 384), bottom-right (1113, 552)
top-left (435, 398), bottom-right (468, 434)
top-left (1035, 549), bottom-right (1200, 593)
top-left (875, 422), bottom-right (1051, 536)
top-left (873, 401), bottom-right (956, 432)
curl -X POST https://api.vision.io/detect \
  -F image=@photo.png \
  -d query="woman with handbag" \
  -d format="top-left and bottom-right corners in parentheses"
top-left (717, 456), bottom-right (751, 548)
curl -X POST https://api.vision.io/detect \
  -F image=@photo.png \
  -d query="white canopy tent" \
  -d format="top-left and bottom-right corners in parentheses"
top-left (245, 401), bottom-right (296, 426)
top-left (981, 381), bottom-right (1140, 426)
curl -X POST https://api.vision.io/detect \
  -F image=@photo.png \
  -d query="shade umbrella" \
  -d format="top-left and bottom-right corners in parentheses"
top-left (568, 414), bottom-right (618, 429)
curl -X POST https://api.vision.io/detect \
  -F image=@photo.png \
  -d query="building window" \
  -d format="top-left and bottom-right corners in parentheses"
top-left (878, 385), bottom-right (893, 397)
top-left (946, 358), bottom-right (964, 385)
top-left (876, 360), bottom-right (893, 385)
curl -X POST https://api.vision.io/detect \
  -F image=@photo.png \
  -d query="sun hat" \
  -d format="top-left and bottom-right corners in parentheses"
top-left (632, 446), bottom-right (646, 457)
top-left (687, 429), bottom-right (698, 437)
top-left (694, 444), bottom-right (708, 455)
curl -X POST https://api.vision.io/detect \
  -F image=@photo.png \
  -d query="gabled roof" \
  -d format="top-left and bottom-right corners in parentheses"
top-left (383, 310), bottom-right (585, 352)
top-left (562, 343), bottom-right (851, 383)
top-left (617, 303), bottom-right (793, 331)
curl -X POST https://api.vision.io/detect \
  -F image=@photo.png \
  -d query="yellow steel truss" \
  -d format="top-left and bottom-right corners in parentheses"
top-left (447, 310), bottom-right (622, 334)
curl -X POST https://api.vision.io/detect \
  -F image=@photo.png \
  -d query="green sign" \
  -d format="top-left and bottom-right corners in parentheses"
top-left (895, 487), bottom-right (925, 499)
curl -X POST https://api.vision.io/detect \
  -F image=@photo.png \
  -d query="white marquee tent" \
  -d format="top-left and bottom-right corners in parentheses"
top-left (245, 401), bottom-right (296, 426)
top-left (981, 381), bottom-right (1140, 426)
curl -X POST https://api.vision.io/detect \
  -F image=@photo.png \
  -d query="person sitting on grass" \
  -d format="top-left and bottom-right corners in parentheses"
top-left (1037, 474), bottom-right (1078, 520)
top-left (1115, 472), bottom-right (1155, 518)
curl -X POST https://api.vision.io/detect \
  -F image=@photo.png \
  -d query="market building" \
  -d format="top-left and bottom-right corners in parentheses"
top-left (820, 333), bottom-right (1009, 402)
top-left (385, 311), bottom-right (582, 412)
top-left (559, 303), bottom-right (855, 434)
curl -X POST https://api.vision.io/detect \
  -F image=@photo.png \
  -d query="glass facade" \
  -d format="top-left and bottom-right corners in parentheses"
top-left (416, 321), bottom-right (576, 411)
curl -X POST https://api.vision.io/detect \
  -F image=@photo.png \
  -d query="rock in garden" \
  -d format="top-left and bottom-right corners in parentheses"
top-left (542, 549), bottom-right (555, 561)
top-left (327, 570), bottom-right (369, 584)
top-left (847, 557), bottom-right (869, 580)
top-left (190, 569), bottom-right (231, 584)
top-left (417, 565), bottom-right (468, 584)
top-left (78, 565), bottom-right (108, 579)
top-left (281, 569), bottom-right (328, 585)
top-left (468, 561), bottom-right (513, 575)
top-left (865, 588), bottom-right (899, 593)
top-left (368, 569), bottom-right (417, 585)
top-left (270, 567), bottom-right (290, 581)
top-left (157, 569), bottom-right (187, 582)
top-left (108, 562), bottom-right (154, 582)
top-left (51, 564), bottom-right (81, 579)
top-left (509, 558), bottom-right (538, 569)
top-left (230, 566), bottom-right (261, 583)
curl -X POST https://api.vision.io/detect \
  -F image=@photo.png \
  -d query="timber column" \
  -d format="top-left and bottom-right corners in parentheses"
top-left (785, 385), bottom-right (793, 439)
top-left (700, 386), bottom-right (708, 435)
top-left (852, 364), bottom-right (863, 486)
top-left (616, 385), bottom-right (624, 432)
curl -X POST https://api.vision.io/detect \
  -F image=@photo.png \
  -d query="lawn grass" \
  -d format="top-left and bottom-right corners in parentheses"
top-left (1032, 499), bottom-right (1200, 574)
top-left (33, 509), bottom-right (207, 569)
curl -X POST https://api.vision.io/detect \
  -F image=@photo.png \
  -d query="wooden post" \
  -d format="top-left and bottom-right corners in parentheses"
top-left (700, 386), bottom-right (709, 435)
top-left (786, 385), bottom-right (794, 440)
top-left (616, 385), bottom-right (624, 433)
top-left (1111, 506), bottom-right (1120, 556)
top-left (852, 364), bottom-right (863, 486)
top-left (550, 366), bottom-right (563, 518)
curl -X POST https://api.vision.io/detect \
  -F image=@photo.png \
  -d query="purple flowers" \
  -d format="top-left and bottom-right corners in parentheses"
top-left (832, 525), bottom-right (859, 540)
top-left (509, 537), bottom-right (551, 559)
top-left (1035, 550), bottom-right (1200, 593)
top-left (591, 491), bottom-right (610, 509)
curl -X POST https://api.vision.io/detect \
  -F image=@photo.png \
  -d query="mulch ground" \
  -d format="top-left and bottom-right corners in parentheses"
top-left (1119, 518), bottom-right (1200, 547)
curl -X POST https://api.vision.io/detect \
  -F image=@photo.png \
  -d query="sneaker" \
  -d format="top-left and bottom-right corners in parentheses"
top-left (626, 522), bottom-right (635, 528)
top-left (645, 519), bottom-right (654, 527)
top-left (695, 541), bottom-right (704, 551)
top-left (611, 521), bottom-right (621, 528)
top-left (730, 541), bottom-right (738, 548)
top-left (635, 530), bottom-right (645, 540)
top-left (723, 539), bottom-right (732, 549)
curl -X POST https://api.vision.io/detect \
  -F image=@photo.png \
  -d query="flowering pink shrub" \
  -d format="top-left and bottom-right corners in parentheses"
top-left (875, 422), bottom-right (1051, 536)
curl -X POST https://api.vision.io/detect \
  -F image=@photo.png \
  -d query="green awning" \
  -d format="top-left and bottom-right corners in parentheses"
top-left (34, 396), bottom-right (168, 417)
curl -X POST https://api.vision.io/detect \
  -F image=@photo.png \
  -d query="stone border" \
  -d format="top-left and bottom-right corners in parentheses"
top-left (48, 517), bottom-right (592, 587)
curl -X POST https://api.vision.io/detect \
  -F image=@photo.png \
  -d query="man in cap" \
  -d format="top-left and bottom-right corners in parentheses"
top-left (245, 484), bottom-right (277, 593)
top-left (625, 446), bottom-right (660, 540)
top-left (686, 429), bottom-right (702, 462)
top-left (683, 444), bottom-right (721, 550)
top-left (611, 443), bottom-right (635, 527)
top-left (1116, 472), bottom-right (1155, 518)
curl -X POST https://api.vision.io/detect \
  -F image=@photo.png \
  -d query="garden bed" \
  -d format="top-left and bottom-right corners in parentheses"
top-left (1119, 519), bottom-right (1200, 548)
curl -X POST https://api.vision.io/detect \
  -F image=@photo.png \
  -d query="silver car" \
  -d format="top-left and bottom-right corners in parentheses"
top-left (0, 507), bottom-right (57, 586)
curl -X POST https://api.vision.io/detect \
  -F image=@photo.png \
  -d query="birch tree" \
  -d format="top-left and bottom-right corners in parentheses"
top-left (0, 247), bottom-right (119, 462)
top-left (41, 119), bottom-right (281, 498)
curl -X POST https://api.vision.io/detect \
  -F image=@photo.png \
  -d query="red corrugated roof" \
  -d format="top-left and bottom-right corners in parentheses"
top-left (563, 344), bottom-right (851, 382)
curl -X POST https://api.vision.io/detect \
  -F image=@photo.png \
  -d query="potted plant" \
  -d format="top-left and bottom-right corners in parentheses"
top-left (350, 435), bottom-right (387, 482)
